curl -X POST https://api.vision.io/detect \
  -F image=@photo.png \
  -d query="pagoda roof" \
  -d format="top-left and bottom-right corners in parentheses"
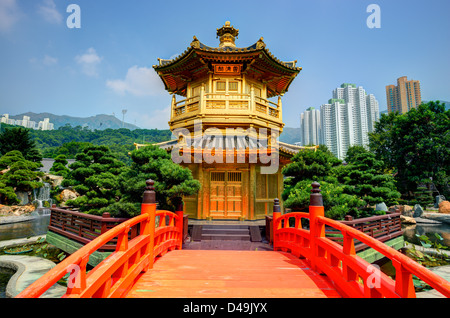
top-left (153, 23), bottom-right (301, 98)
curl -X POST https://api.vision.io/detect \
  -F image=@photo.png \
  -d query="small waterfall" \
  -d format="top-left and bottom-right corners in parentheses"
top-left (33, 183), bottom-right (52, 216)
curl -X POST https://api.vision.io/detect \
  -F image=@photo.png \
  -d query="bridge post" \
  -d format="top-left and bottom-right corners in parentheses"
top-left (175, 198), bottom-right (184, 250)
top-left (141, 179), bottom-right (156, 271)
top-left (309, 182), bottom-right (325, 273)
top-left (272, 198), bottom-right (281, 250)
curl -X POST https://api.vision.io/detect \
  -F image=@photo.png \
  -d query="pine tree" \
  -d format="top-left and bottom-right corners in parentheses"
top-left (342, 147), bottom-right (401, 210)
top-left (0, 150), bottom-right (44, 204)
top-left (49, 154), bottom-right (70, 178)
top-left (62, 145), bottom-right (127, 215)
top-left (0, 127), bottom-right (42, 162)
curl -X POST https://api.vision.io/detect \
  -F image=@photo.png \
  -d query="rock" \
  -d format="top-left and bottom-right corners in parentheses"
top-left (435, 195), bottom-right (446, 208)
top-left (439, 201), bottom-right (450, 214)
top-left (43, 174), bottom-right (64, 188)
top-left (59, 189), bottom-right (78, 206)
top-left (15, 191), bottom-right (29, 205)
top-left (0, 205), bottom-right (13, 216)
top-left (400, 215), bottom-right (416, 224)
top-left (0, 204), bottom-right (35, 216)
top-left (413, 204), bottom-right (424, 218)
top-left (398, 205), bottom-right (413, 217)
top-left (375, 202), bottom-right (388, 212)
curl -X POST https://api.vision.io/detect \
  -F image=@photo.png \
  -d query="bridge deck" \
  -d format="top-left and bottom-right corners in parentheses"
top-left (126, 250), bottom-right (341, 298)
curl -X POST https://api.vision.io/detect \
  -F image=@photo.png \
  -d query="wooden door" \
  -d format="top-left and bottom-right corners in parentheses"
top-left (209, 171), bottom-right (243, 219)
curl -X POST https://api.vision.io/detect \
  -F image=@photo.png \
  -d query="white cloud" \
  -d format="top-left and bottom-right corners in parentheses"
top-left (37, 0), bottom-right (62, 24)
top-left (0, 0), bottom-right (21, 32)
top-left (132, 106), bottom-right (171, 130)
top-left (106, 65), bottom-right (165, 97)
top-left (75, 48), bottom-right (102, 77)
top-left (29, 54), bottom-right (58, 66)
top-left (43, 54), bottom-right (58, 66)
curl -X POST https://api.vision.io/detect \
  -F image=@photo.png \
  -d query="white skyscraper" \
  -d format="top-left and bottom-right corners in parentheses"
top-left (320, 99), bottom-right (355, 160)
top-left (320, 83), bottom-right (380, 160)
top-left (38, 118), bottom-right (54, 131)
top-left (366, 94), bottom-right (380, 133)
top-left (300, 107), bottom-right (321, 146)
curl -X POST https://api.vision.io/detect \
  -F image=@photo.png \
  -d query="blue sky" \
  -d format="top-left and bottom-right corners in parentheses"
top-left (0, 0), bottom-right (449, 129)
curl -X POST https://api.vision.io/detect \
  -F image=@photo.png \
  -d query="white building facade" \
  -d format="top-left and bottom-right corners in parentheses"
top-left (300, 107), bottom-right (322, 146)
top-left (319, 84), bottom-right (380, 160)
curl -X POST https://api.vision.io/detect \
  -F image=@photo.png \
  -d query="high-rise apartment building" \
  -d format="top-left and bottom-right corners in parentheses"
top-left (386, 76), bottom-right (421, 114)
top-left (320, 83), bottom-right (379, 159)
top-left (300, 107), bottom-right (321, 146)
top-left (320, 99), bottom-right (354, 160)
top-left (38, 118), bottom-right (54, 131)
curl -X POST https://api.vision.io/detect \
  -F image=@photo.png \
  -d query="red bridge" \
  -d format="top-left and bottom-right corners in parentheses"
top-left (16, 181), bottom-right (450, 298)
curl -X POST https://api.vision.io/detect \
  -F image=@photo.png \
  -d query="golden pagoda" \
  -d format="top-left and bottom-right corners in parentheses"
top-left (143, 22), bottom-right (311, 220)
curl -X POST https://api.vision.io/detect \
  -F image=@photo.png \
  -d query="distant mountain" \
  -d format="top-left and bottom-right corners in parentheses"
top-left (10, 112), bottom-right (140, 130)
top-left (279, 127), bottom-right (301, 145)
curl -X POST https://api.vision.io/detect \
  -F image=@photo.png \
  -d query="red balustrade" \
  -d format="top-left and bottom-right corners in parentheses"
top-left (16, 180), bottom-right (184, 298)
top-left (273, 182), bottom-right (450, 298)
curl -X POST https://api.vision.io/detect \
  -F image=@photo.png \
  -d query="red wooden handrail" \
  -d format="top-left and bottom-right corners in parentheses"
top-left (273, 182), bottom-right (450, 298)
top-left (16, 180), bottom-right (184, 298)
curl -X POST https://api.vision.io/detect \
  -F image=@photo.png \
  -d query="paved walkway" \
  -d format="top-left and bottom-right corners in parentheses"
top-left (126, 250), bottom-right (341, 298)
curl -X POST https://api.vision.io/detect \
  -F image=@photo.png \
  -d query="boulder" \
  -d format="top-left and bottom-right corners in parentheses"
top-left (435, 195), bottom-right (446, 208)
top-left (0, 204), bottom-right (35, 216)
top-left (400, 215), bottom-right (416, 224)
top-left (439, 201), bottom-right (450, 214)
top-left (15, 191), bottom-right (29, 205)
top-left (0, 205), bottom-right (13, 216)
top-left (12, 205), bottom-right (35, 216)
top-left (43, 174), bottom-right (64, 188)
top-left (398, 205), bottom-right (413, 217)
top-left (59, 189), bottom-right (78, 206)
top-left (413, 204), bottom-right (424, 218)
top-left (375, 202), bottom-right (388, 212)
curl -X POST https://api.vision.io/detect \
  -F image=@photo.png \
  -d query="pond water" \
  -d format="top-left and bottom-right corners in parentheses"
top-left (0, 268), bottom-right (15, 298)
top-left (403, 222), bottom-right (450, 248)
top-left (0, 215), bottom-right (51, 242)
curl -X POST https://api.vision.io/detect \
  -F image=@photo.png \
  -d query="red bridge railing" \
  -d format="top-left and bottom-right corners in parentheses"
top-left (273, 182), bottom-right (450, 298)
top-left (16, 180), bottom-right (184, 298)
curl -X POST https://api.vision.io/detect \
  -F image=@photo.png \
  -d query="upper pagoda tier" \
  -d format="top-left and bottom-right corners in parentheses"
top-left (153, 21), bottom-right (301, 98)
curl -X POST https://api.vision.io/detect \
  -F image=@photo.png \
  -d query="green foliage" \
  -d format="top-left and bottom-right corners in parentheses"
top-left (282, 145), bottom-right (400, 220)
top-left (283, 180), bottom-right (363, 219)
top-left (49, 154), bottom-right (70, 178)
top-left (411, 184), bottom-right (434, 207)
top-left (369, 101), bottom-right (450, 198)
top-left (29, 125), bottom-right (172, 160)
top-left (63, 145), bottom-right (127, 215)
top-left (0, 127), bottom-right (42, 162)
top-left (340, 146), bottom-right (401, 208)
top-left (108, 145), bottom-right (201, 216)
top-left (61, 144), bottom-right (201, 218)
top-left (0, 150), bottom-right (44, 204)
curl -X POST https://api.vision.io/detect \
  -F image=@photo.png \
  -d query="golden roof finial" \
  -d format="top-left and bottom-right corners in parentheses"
top-left (216, 21), bottom-right (239, 48)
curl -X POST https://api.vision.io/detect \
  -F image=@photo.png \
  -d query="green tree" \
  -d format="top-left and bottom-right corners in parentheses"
top-left (106, 145), bottom-right (201, 217)
top-left (0, 127), bottom-right (42, 162)
top-left (49, 154), bottom-right (70, 177)
top-left (369, 101), bottom-right (450, 198)
top-left (341, 146), bottom-right (401, 211)
top-left (63, 145), bottom-right (127, 215)
top-left (0, 150), bottom-right (44, 204)
top-left (281, 146), bottom-right (363, 219)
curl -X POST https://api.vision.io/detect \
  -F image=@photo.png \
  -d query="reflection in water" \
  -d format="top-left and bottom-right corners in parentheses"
top-left (0, 215), bottom-right (50, 241)
top-left (403, 223), bottom-right (450, 248)
top-left (0, 268), bottom-right (15, 298)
